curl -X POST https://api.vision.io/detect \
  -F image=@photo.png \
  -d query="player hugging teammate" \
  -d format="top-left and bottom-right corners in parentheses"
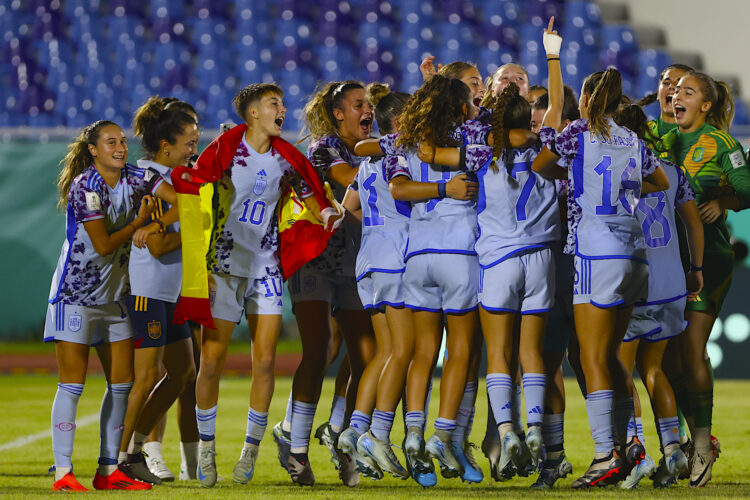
top-left (44, 14), bottom-right (747, 492)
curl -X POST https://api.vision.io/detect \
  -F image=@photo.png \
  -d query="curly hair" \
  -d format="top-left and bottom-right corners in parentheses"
top-left (396, 75), bottom-right (471, 150)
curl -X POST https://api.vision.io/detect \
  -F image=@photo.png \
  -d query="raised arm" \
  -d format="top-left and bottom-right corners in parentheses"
top-left (541, 17), bottom-right (563, 131)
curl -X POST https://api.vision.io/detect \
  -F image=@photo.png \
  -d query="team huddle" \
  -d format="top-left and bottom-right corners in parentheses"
top-left (44, 19), bottom-right (749, 492)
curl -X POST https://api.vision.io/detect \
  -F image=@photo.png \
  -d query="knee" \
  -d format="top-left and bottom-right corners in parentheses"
top-left (199, 357), bottom-right (223, 381)
top-left (134, 366), bottom-right (161, 393)
top-left (252, 353), bottom-right (276, 378)
top-left (177, 363), bottom-right (197, 388)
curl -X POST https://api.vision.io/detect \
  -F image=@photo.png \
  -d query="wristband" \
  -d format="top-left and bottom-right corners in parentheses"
top-left (546, 57), bottom-right (560, 61)
top-left (690, 264), bottom-right (703, 272)
top-left (437, 181), bottom-right (447, 199)
top-left (154, 219), bottom-right (165, 231)
top-left (542, 32), bottom-right (562, 57)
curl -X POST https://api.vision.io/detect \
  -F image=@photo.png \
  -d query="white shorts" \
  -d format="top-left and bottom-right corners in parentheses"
top-left (357, 271), bottom-right (405, 312)
top-left (573, 256), bottom-right (649, 307)
top-left (287, 264), bottom-right (363, 311)
top-left (404, 253), bottom-right (478, 314)
top-left (479, 247), bottom-right (556, 314)
top-left (44, 300), bottom-right (132, 346)
top-left (625, 295), bottom-right (688, 343)
top-left (209, 273), bottom-right (283, 323)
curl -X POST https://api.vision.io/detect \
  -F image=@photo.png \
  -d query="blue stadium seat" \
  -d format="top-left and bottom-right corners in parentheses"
top-left (525, 0), bottom-right (564, 28)
top-left (479, 44), bottom-right (517, 79)
top-left (734, 100), bottom-right (750, 127)
top-left (636, 48), bottom-right (671, 99)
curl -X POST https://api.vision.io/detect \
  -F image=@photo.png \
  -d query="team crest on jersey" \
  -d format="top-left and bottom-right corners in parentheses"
top-left (253, 176), bottom-right (267, 195)
top-left (68, 313), bottom-right (82, 332)
top-left (147, 321), bottom-right (162, 339)
top-left (692, 147), bottom-right (705, 163)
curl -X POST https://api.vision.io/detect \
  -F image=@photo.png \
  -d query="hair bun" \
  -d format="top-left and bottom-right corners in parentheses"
top-left (366, 82), bottom-right (391, 107)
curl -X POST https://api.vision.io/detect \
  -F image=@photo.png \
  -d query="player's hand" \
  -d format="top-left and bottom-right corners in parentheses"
top-left (698, 200), bottom-right (722, 224)
top-left (137, 195), bottom-right (156, 220)
top-left (420, 56), bottom-right (442, 82)
top-left (543, 17), bottom-right (562, 57)
top-left (418, 141), bottom-right (436, 164)
top-left (686, 270), bottom-right (704, 299)
top-left (322, 205), bottom-right (345, 232)
top-left (133, 223), bottom-right (159, 248)
top-left (446, 174), bottom-right (478, 200)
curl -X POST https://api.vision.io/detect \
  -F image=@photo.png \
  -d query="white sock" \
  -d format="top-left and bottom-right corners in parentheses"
top-left (143, 440), bottom-right (162, 459)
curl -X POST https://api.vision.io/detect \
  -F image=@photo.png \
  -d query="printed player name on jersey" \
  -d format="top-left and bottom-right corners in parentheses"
top-left (588, 134), bottom-right (634, 147)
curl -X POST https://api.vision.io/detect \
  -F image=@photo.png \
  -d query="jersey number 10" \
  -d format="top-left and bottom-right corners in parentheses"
top-left (238, 199), bottom-right (267, 225)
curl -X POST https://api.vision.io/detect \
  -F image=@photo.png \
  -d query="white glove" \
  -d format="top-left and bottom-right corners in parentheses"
top-left (543, 31), bottom-right (562, 57)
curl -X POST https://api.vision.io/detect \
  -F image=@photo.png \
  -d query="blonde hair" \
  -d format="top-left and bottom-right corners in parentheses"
top-left (302, 80), bottom-right (364, 140)
top-left (57, 120), bottom-right (119, 209)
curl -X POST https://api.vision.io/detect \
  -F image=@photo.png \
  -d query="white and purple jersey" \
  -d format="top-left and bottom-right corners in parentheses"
top-left (636, 160), bottom-right (695, 304)
top-left (397, 151), bottom-right (478, 259)
top-left (351, 156), bottom-right (411, 280)
top-left (305, 134), bottom-right (365, 277)
top-left (551, 118), bottom-right (659, 260)
top-left (463, 126), bottom-right (560, 268)
top-left (128, 160), bottom-right (182, 302)
top-left (209, 135), bottom-right (309, 280)
top-left (48, 163), bottom-right (163, 306)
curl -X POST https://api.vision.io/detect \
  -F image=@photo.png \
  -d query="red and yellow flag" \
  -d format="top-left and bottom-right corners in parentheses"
top-left (171, 125), bottom-right (335, 328)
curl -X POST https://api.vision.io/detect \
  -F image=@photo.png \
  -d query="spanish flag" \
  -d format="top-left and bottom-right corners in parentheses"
top-left (171, 124), bottom-right (335, 328)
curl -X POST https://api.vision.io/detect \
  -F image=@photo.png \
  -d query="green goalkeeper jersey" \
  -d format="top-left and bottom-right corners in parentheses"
top-left (648, 116), bottom-right (679, 138)
top-left (661, 122), bottom-right (750, 255)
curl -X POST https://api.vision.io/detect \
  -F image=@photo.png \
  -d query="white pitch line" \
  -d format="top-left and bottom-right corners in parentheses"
top-left (0, 412), bottom-right (100, 452)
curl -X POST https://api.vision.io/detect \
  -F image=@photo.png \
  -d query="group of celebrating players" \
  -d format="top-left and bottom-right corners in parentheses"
top-left (44, 18), bottom-right (748, 492)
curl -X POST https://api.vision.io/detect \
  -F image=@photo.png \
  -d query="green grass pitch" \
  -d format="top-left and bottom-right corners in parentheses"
top-left (1, 375), bottom-right (750, 498)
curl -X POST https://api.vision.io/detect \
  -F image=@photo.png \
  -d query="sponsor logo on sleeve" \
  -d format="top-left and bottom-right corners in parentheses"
top-left (85, 192), bottom-right (101, 212)
top-left (730, 150), bottom-right (746, 169)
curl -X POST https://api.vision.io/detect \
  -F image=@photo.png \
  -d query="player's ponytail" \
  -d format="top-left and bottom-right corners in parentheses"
top-left (133, 96), bottom-right (197, 158)
top-left (302, 80), bottom-right (364, 141)
top-left (366, 83), bottom-right (410, 135)
top-left (711, 80), bottom-right (735, 131)
top-left (585, 69), bottom-right (622, 140)
top-left (637, 93), bottom-right (657, 108)
top-left (57, 120), bottom-right (118, 209)
top-left (489, 82), bottom-right (531, 172)
top-left (396, 75), bottom-right (471, 150)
